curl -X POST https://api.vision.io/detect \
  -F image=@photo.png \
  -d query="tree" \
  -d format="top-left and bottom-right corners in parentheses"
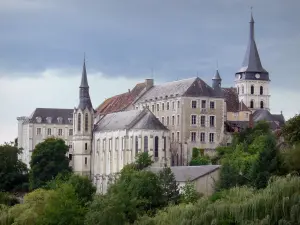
top-left (158, 167), bottom-right (180, 205)
top-left (189, 148), bottom-right (211, 166)
top-left (134, 152), bottom-right (153, 170)
top-left (282, 114), bottom-right (300, 145)
top-left (250, 134), bottom-right (281, 189)
top-left (0, 143), bottom-right (28, 192)
top-left (29, 138), bottom-right (71, 190)
top-left (180, 181), bottom-right (202, 204)
top-left (282, 144), bottom-right (300, 174)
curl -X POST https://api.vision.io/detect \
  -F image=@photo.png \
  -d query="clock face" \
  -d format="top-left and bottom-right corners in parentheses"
top-left (255, 73), bottom-right (260, 79)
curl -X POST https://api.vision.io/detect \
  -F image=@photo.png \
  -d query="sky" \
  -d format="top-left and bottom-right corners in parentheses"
top-left (0, 0), bottom-right (300, 144)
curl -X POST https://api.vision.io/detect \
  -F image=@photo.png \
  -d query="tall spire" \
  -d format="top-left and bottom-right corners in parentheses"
top-left (212, 62), bottom-right (222, 89)
top-left (237, 10), bottom-right (268, 74)
top-left (78, 56), bottom-right (93, 110)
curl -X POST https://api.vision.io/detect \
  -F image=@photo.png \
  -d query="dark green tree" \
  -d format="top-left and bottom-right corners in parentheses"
top-left (29, 138), bottom-right (71, 190)
top-left (282, 114), bottom-right (300, 145)
top-left (0, 143), bottom-right (28, 192)
top-left (250, 134), bottom-right (281, 189)
top-left (158, 167), bottom-right (180, 205)
top-left (134, 152), bottom-right (153, 170)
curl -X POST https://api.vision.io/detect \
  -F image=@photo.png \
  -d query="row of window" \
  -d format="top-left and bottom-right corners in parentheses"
top-left (191, 132), bottom-right (215, 143)
top-left (146, 100), bottom-right (180, 112)
top-left (36, 128), bottom-right (73, 136)
top-left (238, 85), bottom-right (264, 95)
top-left (77, 113), bottom-right (89, 132)
top-left (249, 100), bottom-right (264, 109)
top-left (191, 100), bottom-right (215, 109)
top-left (97, 136), bottom-right (166, 158)
top-left (191, 115), bottom-right (215, 127)
top-left (161, 115), bottom-right (180, 126)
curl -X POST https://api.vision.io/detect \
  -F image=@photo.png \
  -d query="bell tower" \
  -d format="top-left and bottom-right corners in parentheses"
top-left (235, 11), bottom-right (270, 112)
top-left (72, 57), bottom-right (94, 176)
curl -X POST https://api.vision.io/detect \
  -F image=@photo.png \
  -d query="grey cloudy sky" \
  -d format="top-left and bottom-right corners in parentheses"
top-left (0, 0), bottom-right (299, 143)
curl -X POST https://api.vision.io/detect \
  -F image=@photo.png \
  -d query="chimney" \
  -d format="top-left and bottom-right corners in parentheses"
top-left (145, 78), bottom-right (154, 90)
top-left (249, 112), bottom-right (254, 128)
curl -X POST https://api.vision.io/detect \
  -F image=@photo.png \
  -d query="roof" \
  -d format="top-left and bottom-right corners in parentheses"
top-left (96, 82), bottom-right (146, 114)
top-left (28, 108), bottom-right (73, 124)
top-left (95, 108), bottom-right (168, 132)
top-left (238, 13), bottom-right (268, 74)
top-left (137, 77), bottom-right (223, 103)
top-left (148, 165), bottom-right (221, 182)
top-left (78, 59), bottom-right (93, 110)
top-left (222, 88), bottom-right (239, 112)
top-left (252, 109), bottom-right (285, 129)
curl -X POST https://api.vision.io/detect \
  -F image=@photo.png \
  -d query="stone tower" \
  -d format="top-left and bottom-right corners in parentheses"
top-left (72, 58), bottom-right (94, 176)
top-left (235, 11), bottom-right (270, 111)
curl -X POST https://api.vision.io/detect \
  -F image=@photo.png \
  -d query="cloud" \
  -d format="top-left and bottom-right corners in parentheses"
top-left (0, 68), bottom-right (143, 144)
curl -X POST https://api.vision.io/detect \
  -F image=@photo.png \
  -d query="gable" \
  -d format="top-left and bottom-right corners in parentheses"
top-left (183, 78), bottom-right (221, 97)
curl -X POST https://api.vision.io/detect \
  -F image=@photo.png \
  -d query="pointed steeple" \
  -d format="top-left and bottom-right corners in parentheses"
top-left (212, 62), bottom-right (222, 89)
top-left (237, 10), bottom-right (268, 75)
top-left (78, 56), bottom-right (93, 110)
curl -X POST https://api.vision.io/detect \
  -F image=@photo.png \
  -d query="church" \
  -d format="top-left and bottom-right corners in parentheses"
top-left (17, 12), bottom-right (285, 193)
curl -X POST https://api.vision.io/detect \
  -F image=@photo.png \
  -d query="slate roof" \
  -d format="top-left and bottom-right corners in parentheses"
top-left (137, 77), bottom-right (223, 103)
top-left (222, 88), bottom-right (239, 112)
top-left (252, 109), bottom-right (285, 129)
top-left (28, 108), bottom-right (73, 124)
top-left (96, 82), bottom-right (146, 114)
top-left (78, 59), bottom-right (93, 110)
top-left (148, 165), bottom-right (221, 182)
top-left (95, 108), bottom-right (168, 132)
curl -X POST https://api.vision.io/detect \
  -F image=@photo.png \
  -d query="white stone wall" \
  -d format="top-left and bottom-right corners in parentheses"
top-left (235, 79), bottom-right (270, 111)
top-left (72, 108), bottom-right (94, 176)
top-left (17, 118), bottom-right (73, 168)
top-left (92, 128), bottom-right (170, 194)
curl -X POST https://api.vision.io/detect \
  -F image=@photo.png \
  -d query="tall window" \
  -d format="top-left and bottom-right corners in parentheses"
top-left (200, 132), bottom-right (205, 142)
top-left (209, 133), bottom-right (214, 143)
top-left (85, 143), bottom-right (88, 150)
top-left (84, 157), bottom-right (87, 165)
top-left (210, 101), bottom-right (215, 109)
top-left (85, 113), bottom-right (88, 132)
top-left (260, 101), bottom-right (264, 109)
top-left (192, 100), bottom-right (197, 108)
top-left (201, 100), bottom-right (206, 108)
top-left (144, 136), bottom-right (148, 152)
top-left (58, 129), bottom-right (63, 136)
top-left (177, 101), bottom-right (180, 108)
top-left (191, 132), bottom-right (196, 142)
top-left (154, 136), bottom-right (159, 157)
top-left (191, 115), bottom-right (197, 125)
top-left (172, 102), bottom-right (175, 110)
top-left (156, 104), bottom-right (160, 111)
top-left (251, 85), bottom-right (254, 94)
top-left (37, 128), bottom-right (41, 135)
top-left (209, 116), bottom-right (215, 127)
top-left (166, 102), bottom-right (170, 110)
top-left (47, 128), bottom-right (51, 136)
top-left (260, 86), bottom-right (263, 95)
top-left (172, 133), bottom-right (174, 142)
top-left (162, 117), bottom-right (165, 125)
top-left (177, 115), bottom-right (180, 125)
top-left (77, 113), bottom-right (81, 131)
top-left (250, 100), bottom-right (254, 108)
top-left (237, 86), bottom-right (240, 94)
top-left (172, 116), bottom-right (175, 125)
top-left (152, 105), bottom-right (155, 112)
top-left (242, 85), bottom-right (244, 94)
top-left (135, 136), bottom-right (138, 155)
top-left (167, 116), bottom-right (170, 125)
top-left (200, 116), bottom-right (206, 127)
top-left (69, 129), bottom-right (73, 136)
top-left (162, 103), bottom-right (165, 110)
top-left (177, 132), bottom-right (180, 142)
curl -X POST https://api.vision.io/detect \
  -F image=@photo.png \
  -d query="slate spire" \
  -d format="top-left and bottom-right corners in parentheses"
top-left (212, 61), bottom-right (222, 89)
top-left (238, 11), bottom-right (268, 73)
top-left (78, 56), bottom-right (93, 110)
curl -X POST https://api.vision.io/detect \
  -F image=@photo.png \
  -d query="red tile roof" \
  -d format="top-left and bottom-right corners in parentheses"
top-left (96, 82), bottom-right (146, 114)
top-left (222, 87), bottom-right (250, 112)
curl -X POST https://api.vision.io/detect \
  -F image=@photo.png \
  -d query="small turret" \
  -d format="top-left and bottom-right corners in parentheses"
top-left (212, 69), bottom-right (222, 89)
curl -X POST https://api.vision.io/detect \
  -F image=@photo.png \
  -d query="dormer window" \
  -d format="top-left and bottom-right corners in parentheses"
top-left (46, 117), bottom-right (52, 124)
top-left (57, 117), bottom-right (63, 124)
top-left (36, 117), bottom-right (42, 123)
top-left (68, 118), bottom-right (73, 124)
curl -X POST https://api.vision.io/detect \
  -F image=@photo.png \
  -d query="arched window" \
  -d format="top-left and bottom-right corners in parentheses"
top-left (260, 101), bottom-right (264, 109)
top-left (77, 113), bottom-right (81, 131)
top-left (241, 85), bottom-right (244, 94)
top-left (154, 136), bottom-right (159, 158)
top-left (250, 100), bottom-right (254, 108)
top-left (251, 85), bottom-right (254, 94)
top-left (85, 113), bottom-right (88, 132)
top-left (135, 136), bottom-right (138, 155)
top-left (85, 143), bottom-right (88, 150)
top-left (260, 86), bottom-right (263, 95)
top-left (144, 136), bottom-right (148, 152)
top-left (237, 86), bottom-right (240, 94)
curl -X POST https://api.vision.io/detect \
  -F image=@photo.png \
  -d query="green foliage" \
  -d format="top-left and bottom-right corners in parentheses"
top-left (0, 143), bottom-right (28, 192)
top-left (189, 147), bottom-right (211, 166)
top-left (134, 152), bottom-right (153, 170)
top-left (0, 192), bottom-right (19, 206)
top-left (180, 181), bottom-right (202, 204)
top-left (282, 114), bottom-right (300, 145)
top-left (158, 167), bottom-right (180, 205)
top-left (29, 138), bottom-right (71, 190)
top-left (134, 176), bottom-right (300, 225)
top-left (282, 144), bottom-right (300, 175)
top-left (250, 134), bottom-right (281, 189)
